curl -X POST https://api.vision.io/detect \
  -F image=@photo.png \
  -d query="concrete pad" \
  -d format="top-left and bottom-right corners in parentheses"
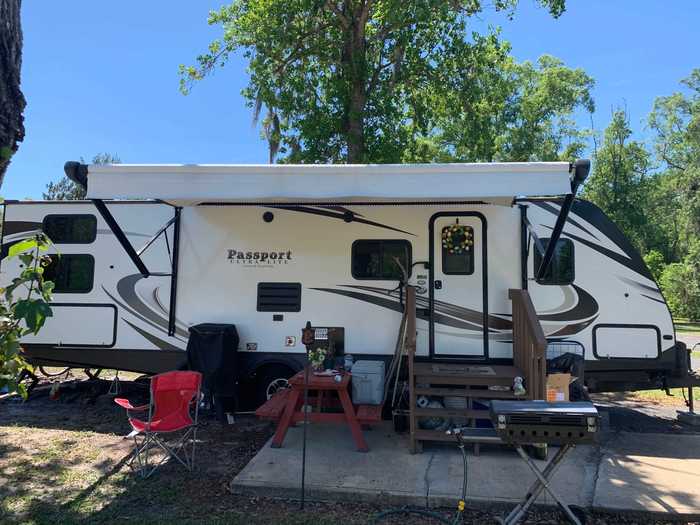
top-left (426, 442), bottom-right (597, 507)
top-left (594, 432), bottom-right (700, 515)
top-left (232, 421), bottom-right (597, 509)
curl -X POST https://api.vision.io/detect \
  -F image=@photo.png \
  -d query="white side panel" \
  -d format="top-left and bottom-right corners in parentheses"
top-left (525, 200), bottom-right (675, 361)
top-left (1, 202), bottom-right (180, 351)
top-left (22, 304), bottom-right (116, 346)
top-left (593, 326), bottom-right (660, 359)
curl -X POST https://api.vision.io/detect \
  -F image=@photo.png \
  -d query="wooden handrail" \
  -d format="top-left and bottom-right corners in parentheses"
top-left (508, 289), bottom-right (547, 349)
top-left (509, 288), bottom-right (547, 400)
top-left (405, 286), bottom-right (417, 356)
top-left (405, 286), bottom-right (419, 453)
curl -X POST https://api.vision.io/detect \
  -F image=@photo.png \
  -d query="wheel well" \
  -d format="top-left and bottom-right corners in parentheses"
top-left (252, 361), bottom-right (297, 381)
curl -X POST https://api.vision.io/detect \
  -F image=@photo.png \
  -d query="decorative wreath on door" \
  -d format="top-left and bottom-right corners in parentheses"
top-left (442, 224), bottom-right (473, 254)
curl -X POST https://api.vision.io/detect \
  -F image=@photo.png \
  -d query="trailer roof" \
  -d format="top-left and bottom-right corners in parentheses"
top-left (84, 162), bottom-right (573, 206)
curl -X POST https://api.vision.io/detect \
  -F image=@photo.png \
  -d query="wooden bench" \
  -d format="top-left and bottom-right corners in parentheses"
top-left (255, 388), bottom-right (292, 421)
top-left (356, 404), bottom-right (383, 424)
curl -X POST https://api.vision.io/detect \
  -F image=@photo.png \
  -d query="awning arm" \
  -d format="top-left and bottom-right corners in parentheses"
top-left (137, 216), bottom-right (176, 256)
top-left (92, 199), bottom-right (151, 277)
top-left (536, 159), bottom-right (591, 281)
top-left (523, 215), bottom-right (547, 258)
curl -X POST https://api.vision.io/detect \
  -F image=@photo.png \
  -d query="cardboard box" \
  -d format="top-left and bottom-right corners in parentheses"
top-left (546, 373), bottom-right (571, 402)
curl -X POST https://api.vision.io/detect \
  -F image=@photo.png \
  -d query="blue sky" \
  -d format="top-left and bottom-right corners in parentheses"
top-left (5, 1), bottom-right (699, 199)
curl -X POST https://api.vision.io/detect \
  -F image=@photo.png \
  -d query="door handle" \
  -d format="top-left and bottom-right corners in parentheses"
top-left (434, 280), bottom-right (442, 290)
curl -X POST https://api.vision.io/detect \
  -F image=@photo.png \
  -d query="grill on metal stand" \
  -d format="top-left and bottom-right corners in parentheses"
top-left (490, 400), bottom-right (600, 525)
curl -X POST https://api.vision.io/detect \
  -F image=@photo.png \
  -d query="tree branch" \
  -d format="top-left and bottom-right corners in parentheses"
top-left (324, 1), bottom-right (350, 28)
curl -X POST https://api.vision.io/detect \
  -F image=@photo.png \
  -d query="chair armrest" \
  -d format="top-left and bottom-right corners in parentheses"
top-left (114, 398), bottom-right (149, 411)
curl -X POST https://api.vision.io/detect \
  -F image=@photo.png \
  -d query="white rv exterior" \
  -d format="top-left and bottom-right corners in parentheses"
top-left (1, 161), bottom-right (692, 403)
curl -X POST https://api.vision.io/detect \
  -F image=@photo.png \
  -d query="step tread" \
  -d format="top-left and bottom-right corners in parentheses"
top-left (413, 407), bottom-right (491, 419)
top-left (414, 375), bottom-right (515, 387)
top-left (413, 363), bottom-right (521, 378)
top-left (414, 387), bottom-right (521, 399)
top-left (414, 428), bottom-right (502, 444)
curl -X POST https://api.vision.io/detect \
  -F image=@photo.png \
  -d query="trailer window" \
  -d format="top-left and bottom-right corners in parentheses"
top-left (43, 215), bottom-right (97, 244)
top-left (534, 238), bottom-right (575, 285)
top-left (441, 225), bottom-right (474, 275)
top-left (352, 240), bottom-right (411, 280)
top-left (43, 254), bottom-right (95, 293)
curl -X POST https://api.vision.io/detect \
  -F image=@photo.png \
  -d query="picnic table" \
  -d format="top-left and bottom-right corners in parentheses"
top-left (256, 370), bottom-right (382, 452)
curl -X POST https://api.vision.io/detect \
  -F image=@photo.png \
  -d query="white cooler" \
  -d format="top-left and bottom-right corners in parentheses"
top-left (351, 360), bottom-right (385, 405)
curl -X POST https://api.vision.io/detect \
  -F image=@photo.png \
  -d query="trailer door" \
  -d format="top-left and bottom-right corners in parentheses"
top-left (430, 213), bottom-right (487, 358)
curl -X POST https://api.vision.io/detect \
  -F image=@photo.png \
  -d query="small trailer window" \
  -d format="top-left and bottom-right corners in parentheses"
top-left (43, 215), bottom-right (97, 244)
top-left (441, 225), bottom-right (474, 275)
top-left (43, 254), bottom-right (95, 293)
top-left (534, 238), bottom-right (575, 285)
top-left (352, 240), bottom-right (411, 280)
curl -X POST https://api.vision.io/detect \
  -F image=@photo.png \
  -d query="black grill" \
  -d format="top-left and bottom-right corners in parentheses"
top-left (491, 400), bottom-right (599, 445)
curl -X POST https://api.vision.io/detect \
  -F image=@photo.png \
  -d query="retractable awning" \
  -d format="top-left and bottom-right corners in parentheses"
top-left (75, 162), bottom-right (574, 206)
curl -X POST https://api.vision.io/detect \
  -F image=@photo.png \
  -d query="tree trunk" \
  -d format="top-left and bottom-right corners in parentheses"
top-left (342, 3), bottom-right (367, 164)
top-left (0, 0), bottom-right (25, 187)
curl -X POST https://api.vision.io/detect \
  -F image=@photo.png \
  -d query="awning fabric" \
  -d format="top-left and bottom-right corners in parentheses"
top-left (85, 162), bottom-right (573, 206)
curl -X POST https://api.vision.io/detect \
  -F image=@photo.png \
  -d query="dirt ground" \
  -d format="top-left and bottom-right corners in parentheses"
top-left (1, 375), bottom-right (698, 524)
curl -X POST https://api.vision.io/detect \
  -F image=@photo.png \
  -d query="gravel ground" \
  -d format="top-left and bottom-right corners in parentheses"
top-left (0, 376), bottom-right (698, 524)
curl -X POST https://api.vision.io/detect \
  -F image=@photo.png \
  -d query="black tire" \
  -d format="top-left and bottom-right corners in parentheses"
top-left (255, 365), bottom-right (295, 407)
top-left (38, 366), bottom-right (71, 377)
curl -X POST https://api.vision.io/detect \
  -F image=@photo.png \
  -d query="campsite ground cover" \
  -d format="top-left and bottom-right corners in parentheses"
top-left (674, 320), bottom-right (700, 335)
top-left (0, 377), bottom-right (697, 524)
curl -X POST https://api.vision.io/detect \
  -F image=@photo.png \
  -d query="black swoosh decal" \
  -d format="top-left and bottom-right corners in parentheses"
top-left (343, 285), bottom-right (510, 331)
top-left (309, 287), bottom-right (484, 331)
top-left (538, 285), bottom-right (598, 322)
top-left (1, 239), bottom-right (27, 260)
top-left (555, 228), bottom-right (652, 280)
top-left (271, 206), bottom-right (416, 236)
top-left (116, 274), bottom-right (189, 339)
top-left (2, 221), bottom-right (42, 236)
top-left (102, 286), bottom-right (178, 341)
top-left (619, 276), bottom-right (661, 294)
top-left (123, 318), bottom-right (182, 351)
top-left (641, 294), bottom-right (666, 305)
top-left (546, 316), bottom-right (598, 337)
top-left (530, 201), bottom-right (599, 240)
top-left (312, 285), bottom-right (598, 339)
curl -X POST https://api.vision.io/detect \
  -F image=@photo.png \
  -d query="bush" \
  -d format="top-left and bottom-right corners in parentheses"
top-left (643, 250), bottom-right (666, 282)
top-left (660, 242), bottom-right (700, 320)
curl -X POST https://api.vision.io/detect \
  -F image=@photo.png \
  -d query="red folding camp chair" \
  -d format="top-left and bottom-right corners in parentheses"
top-left (115, 371), bottom-right (202, 478)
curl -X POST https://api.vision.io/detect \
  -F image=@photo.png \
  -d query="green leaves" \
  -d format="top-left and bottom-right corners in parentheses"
top-left (0, 233), bottom-right (54, 397)
top-left (14, 299), bottom-right (53, 334)
top-left (8, 238), bottom-right (39, 258)
top-left (181, 0), bottom-right (577, 163)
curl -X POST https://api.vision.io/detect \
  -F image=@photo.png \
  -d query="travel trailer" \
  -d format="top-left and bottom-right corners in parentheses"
top-left (1, 160), bottom-right (695, 404)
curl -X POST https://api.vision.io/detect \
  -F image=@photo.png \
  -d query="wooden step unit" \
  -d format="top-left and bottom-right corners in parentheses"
top-left (410, 362), bottom-right (524, 454)
top-left (405, 287), bottom-right (547, 454)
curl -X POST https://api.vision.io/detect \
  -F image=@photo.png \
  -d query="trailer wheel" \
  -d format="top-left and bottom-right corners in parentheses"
top-left (256, 365), bottom-right (294, 407)
top-left (38, 366), bottom-right (71, 377)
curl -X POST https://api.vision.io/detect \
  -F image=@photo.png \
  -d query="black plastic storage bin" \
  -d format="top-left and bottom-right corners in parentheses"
top-left (186, 323), bottom-right (239, 421)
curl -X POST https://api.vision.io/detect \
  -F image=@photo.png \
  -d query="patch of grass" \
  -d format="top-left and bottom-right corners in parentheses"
top-left (674, 318), bottom-right (700, 334)
top-left (631, 387), bottom-right (700, 405)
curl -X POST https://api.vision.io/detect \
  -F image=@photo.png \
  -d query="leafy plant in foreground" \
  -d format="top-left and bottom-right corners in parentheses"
top-left (0, 233), bottom-right (54, 398)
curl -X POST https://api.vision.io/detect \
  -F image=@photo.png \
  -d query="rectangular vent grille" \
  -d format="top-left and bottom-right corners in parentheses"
top-left (508, 414), bottom-right (585, 426)
top-left (257, 282), bottom-right (302, 312)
